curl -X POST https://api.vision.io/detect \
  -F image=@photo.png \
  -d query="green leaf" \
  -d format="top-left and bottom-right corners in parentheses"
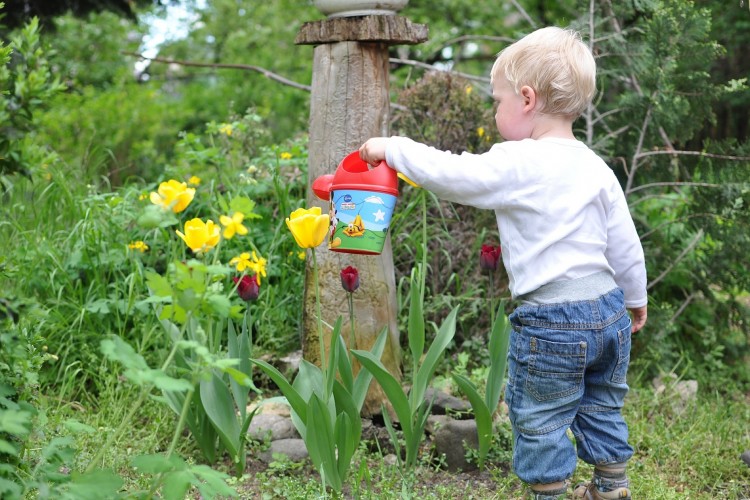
top-left (200, 372), bottom-right (240, 457)
top-left (350, 350), bottom-right (412, 437)
top-left (407, 269), bottom-right (425, 369)
top-left (352, 326), bottom-right (388, 412)
top-left (63, 419), bottom-right (96, 434)
top-left (62, 469), bottom-right (124, 500)
top-left (453, 373), bottom-right (492, 468)
top-left (411, 306), bottom-right (458, 411)
top-left (229, 196), bottom-right (258, 217)
top-left (207, 294), bottom-right (231, 317)
top-left (485, 308), bottom-right (510, 413)
top-left (0, 408), bottom-right (31, 436)
top-left (162, 470), bottom-right (192, 500)
top-left (191, 464), bottom-right (238, 498)
top-left (250, 359), bottom-right (307, 423)
top-left (100, 335), bottom-right (148, 372)
top-left (306, 394), bottom-right (341, 491)
top-left (132, 453), bottom-right (185, 474)
top-left (0, 438), bottom-right (18, 456)
top-left (145, 270), bottom-right (172, 297)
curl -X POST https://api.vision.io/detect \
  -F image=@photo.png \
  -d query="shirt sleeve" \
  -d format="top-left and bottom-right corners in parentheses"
top-left (385, 136), bottom-right (513, 209)
top-left (605, 185), bottom-right (648, 308)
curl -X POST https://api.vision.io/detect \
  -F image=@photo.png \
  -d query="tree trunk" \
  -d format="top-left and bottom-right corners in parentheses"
top-left (297, 16), bottom-right (426, 417)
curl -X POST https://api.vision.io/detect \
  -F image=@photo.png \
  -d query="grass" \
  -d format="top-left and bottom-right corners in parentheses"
top-left (25, 377), bottom-right (744, 499)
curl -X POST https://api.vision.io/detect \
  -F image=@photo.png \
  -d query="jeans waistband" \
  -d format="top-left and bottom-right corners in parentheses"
top-left (519, 271), bottom-right (617, 305)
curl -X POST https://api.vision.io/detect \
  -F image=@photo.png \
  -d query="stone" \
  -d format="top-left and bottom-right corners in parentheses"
top-left (432, 417), bottom-right (479, 472)
top-left (248, 414), bottom-right (299, 442)
top-left (423, 387), bottom-right (471, 416)
top-left (741, 450), bottom-right (750, 468)
top-left (259, 438), bottom-right (309, 464)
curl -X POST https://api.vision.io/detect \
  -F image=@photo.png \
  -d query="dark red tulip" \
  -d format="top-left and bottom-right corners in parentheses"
top-left (479, 244), bottom-right (502, 272)
top-left (340, 266), bottom-right (360, 293)
top-left (233, 275), bottom-right (260, 301)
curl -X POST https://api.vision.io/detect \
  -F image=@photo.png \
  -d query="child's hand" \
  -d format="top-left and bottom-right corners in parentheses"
top-left (628, 306), bottom-right (647, 333)
top-left (359, 137), bottom-right (389, 167)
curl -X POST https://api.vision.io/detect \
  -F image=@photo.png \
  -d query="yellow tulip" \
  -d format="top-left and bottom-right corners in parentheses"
top-left (176, 218), bottom-right (221, 253)
top-left (285, 207), bottom-right (329, 249)
top-left (149, 179), bottom-right (195, 213)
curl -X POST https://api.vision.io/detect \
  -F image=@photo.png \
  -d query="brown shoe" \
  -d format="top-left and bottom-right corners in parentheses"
top-left (572, 482), bottom-right (631, 499)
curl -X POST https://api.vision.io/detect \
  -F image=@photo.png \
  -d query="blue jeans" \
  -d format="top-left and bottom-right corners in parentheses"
top-left (504, 288), bottom-right (634, 485)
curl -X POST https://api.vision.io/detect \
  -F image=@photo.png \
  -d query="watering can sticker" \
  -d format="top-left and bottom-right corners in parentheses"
top-left (312, 151), bottom-right (398, 255)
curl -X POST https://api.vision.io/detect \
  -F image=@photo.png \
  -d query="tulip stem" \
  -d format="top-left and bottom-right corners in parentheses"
top-left (312, 249), bottom-right (326, 370)
top-left (347, 291), bottom-right (357, 360)
top-left (488, 269), bottom-right (496, 326)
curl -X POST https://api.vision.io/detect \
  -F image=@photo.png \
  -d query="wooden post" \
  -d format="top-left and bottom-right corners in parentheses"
top-left (296, 15), bottom-right (427, 417)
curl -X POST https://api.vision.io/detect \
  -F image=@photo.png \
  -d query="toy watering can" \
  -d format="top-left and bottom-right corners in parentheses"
top-left (312, 151), bottom-right (399, 255)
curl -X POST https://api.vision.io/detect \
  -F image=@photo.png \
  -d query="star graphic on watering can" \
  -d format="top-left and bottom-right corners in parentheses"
top-left (373, 209), bottom-right (386, 222)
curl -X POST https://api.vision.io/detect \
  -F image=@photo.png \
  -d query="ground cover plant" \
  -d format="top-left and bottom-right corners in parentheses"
top-left (2, 0), bottom-right (750, 498)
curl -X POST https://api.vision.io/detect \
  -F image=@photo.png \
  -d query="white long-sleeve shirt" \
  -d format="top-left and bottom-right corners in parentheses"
top-left (385, 136), bottom-right (648, 308)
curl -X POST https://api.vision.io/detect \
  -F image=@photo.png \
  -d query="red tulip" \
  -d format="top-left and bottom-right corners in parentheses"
top-left (479, 244), bottom-right (502, 272)
top-left (340, 266), bottom-right (360, 293)
top-left (233, 275), bottom-right (260, 301)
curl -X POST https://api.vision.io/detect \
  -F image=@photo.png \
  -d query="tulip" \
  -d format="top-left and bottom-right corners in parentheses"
top-left (340, 266), bottom-right (360, 293)
top-left (233, 275), bottom-right (259, 301)
top-left (285, 207), bottom-right (329, 249)
top-left (149, 179), bottom-right (195, 213)
top-left (479, 244), bottom-right (502, 272)
top-left (176, 218), bottom-right (221, 253)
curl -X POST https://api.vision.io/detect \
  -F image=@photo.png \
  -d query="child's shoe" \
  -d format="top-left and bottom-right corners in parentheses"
top-left (572, 481), bottom-right (631, 499)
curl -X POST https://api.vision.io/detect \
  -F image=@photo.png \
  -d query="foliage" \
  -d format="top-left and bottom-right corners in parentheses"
top-left (451, 303), bottom-right (510, 469)
top-left (0, 14), bottom-right (64, 179)
top-left (353, 266), bottom-right (459, 472)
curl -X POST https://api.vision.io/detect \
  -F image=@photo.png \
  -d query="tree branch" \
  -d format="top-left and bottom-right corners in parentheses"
top-left (647, 229), bottom-right (704, 290)
top-left (628, 181), bottom-right (721, 195)
top-left (122, 51), bottom-right (313, 92)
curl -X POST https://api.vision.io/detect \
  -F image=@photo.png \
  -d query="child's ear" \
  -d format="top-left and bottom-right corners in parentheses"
top-left (520, 85), bottom-right (537, 112)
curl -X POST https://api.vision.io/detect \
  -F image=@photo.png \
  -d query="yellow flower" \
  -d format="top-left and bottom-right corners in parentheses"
top-left (477, 126), bottom-right (485, 138)
top-left (280, 152), bottom-right (292, 160)
top-left (149, 179), bottom-right (195, 213)
top-left (139, 193), bottom-right (148, 201)
top-left (188, 175), bottom-right (201, 186)
top-left (128, 241), bottom-right (149, 252)
top-left (285, 207), bottom-right (329, 249)
top-left (229, 251), bottom-right (268, 283)
top-left (229, 252), bottom-right (253, 272)
top-left (176, 218), bottom-right (221, 253)
top-left (219, 123), bottom-right (233, 136)
top-left (219, 212), bottom-right (249, 239)
top-left (398, 172), bottom-right (421, 188)
top-left (466, 85), bottom-right (473, 95)
top-left (297, 251), bottom-right (305, 260)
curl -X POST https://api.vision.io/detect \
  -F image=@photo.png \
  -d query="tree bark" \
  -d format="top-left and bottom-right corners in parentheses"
top-left (303, 40), bottom-right (402, 417)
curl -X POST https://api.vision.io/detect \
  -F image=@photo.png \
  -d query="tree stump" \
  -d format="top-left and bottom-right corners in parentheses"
top-left (297, 15), bottom-right (427, 417)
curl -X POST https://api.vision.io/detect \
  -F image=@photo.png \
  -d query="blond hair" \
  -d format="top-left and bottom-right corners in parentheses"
top-left (491, 26), bottom-right (596, 118)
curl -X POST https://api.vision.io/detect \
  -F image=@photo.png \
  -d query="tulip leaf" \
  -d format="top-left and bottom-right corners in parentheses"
top-left (200, 371), bottom-right (240, 457)
top-left (407, 269), bottom-right (425, 369)
top-left (334, 334), bottom-right (353, 395)
top-left (352, 326), bottom-right (388, 411)
top-left (250, 359), bottom-right (307, 423)
top-left (350, 350), bottom-right (412, 436)
top-left (306, 394), bottom-right (341, 491)
top-left (411, 306), bottom-right (458, 411)
top-left (485, 307), bottom-right (510, 413)
top-left (453, 373), bottom-right (493, 468)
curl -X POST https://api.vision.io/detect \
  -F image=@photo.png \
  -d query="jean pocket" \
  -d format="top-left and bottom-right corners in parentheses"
top-left (526, 337), bottom-right (586, 402)
top-left (611, 324), bottom-right (632, 384)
